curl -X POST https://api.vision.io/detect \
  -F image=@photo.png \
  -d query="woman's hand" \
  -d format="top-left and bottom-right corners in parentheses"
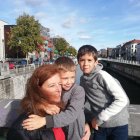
top-left (22, 115), bottom-right (46, 130)
top-left (45, 104), bottom-right (60, 115)
top-left (81, 123), bottom-right (91, 140)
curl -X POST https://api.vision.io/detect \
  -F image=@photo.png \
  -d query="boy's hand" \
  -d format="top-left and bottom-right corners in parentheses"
top-left (22, 115), bottom-right (46, 130)
top-left (91, 118), bottom-right (99, 130)
top-left (45, 104), bottom-right (60, 115)
top-left (81, 123), bottom-right (91, 140)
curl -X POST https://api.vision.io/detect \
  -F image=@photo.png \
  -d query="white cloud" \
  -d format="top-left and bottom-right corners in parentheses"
top-left (34, 12), bottom-right (48, 20)
top-left (77, 31), bottom-right (87, 35)
top-left (62, 19), bottom-right (75, 28)
top-left (24, 0), bottom-right (48, 7)
top-left (2, 0), bottom-right (140, 50)
top-left (78, 35), bottom-right (92, 40)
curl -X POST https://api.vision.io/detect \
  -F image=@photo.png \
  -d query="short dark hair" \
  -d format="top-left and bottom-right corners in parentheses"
top-left (77, 45), bottom-right (98, 61)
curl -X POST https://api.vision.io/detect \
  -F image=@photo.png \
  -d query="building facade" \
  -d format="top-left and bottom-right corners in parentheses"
top-left (0, 20), bottom-right (8, 61)
top-left (136, 43), bottom-right (140, 61)
top-left (121, 39), bottom-right (140, 60)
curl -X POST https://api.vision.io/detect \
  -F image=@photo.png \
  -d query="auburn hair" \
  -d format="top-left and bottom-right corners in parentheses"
top-left (21, 64), bottom-right (64, 117)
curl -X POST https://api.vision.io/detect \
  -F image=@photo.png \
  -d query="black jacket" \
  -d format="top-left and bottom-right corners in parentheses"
top-left (6, 113), bottom-right (55, 140)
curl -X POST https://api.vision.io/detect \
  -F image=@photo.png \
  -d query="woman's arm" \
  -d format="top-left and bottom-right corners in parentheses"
top-left (22, 104), bottom-right (60, 130)
top-left (22, 85), bottom-right (85, 130)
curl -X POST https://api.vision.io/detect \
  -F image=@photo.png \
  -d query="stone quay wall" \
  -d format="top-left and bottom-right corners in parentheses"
top-left (0, 73), bottom-right (32, 99)
top-left (101, 60), bottom-right (140, 85)
top-left (0, 63), bottom-right (38, 99)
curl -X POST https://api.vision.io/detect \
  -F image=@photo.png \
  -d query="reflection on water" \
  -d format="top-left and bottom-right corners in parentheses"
top-left (76, 65), bottom-right (82, 84)
top-left (105, 68), bottom-right (140, 105)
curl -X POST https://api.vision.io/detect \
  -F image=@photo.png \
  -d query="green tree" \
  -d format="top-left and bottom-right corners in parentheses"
top-left (8, 13), bottom-right (43, 59)
top-left (67, 46), bottom-right (77, 56)
top-left (53, 37), bottom-right (69, 55)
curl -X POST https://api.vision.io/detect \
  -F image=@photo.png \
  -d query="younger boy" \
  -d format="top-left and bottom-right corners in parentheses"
top-left (77, 45), bottom-right (130, 140)
top-left (22, 57), bottom-right (90, 140)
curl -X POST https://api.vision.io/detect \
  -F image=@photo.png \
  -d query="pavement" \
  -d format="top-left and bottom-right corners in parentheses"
top-left (0, 99), bottom-right (21, 128)
top-left (0, 99), bottom-right (140, 138)
top-left (129, 104), bottom-right (140, 137)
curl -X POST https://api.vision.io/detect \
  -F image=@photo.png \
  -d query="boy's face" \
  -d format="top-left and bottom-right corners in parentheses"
top-left (78, 53), bottom-right (98, 74)
top-left (59, 71), bottom-right (75, 91)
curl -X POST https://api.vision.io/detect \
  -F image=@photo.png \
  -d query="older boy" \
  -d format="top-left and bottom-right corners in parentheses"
top-left (77, 45), bottom-right (130, 140)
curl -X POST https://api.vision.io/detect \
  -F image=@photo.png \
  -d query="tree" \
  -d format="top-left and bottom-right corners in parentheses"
top-left (8, 13), bottom-right (43, 59)
top-left (67, 46), bottom-right (77, 56)
top-left (53, 37), bottom-right (69, 55)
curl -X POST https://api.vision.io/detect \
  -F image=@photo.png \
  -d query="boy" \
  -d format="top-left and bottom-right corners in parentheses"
top-left (22, 57), bottom-right (90, 140)
top-left (77, 45), bottom-right (130, 140)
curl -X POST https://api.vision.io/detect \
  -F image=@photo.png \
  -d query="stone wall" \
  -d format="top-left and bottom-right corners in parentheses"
top-left (101, 60), bottom-right (140, 85)
top-left (109, 63), bottom-right (140, 84)
top-left (0, 73), bottom-right (32, 99)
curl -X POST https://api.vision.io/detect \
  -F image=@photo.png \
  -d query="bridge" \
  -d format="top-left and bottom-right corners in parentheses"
top-left (0, 62), bottom-right (140, 139)
top-left (0, 99), bottom-right (140, 138)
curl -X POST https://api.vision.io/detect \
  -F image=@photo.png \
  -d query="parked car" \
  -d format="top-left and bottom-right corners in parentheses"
top-left (16, 60), bottom-right (27, 68)
top-left (5, 61), bottom-right (16, 69)
top-left (9, 63), bottom-right (15, 69)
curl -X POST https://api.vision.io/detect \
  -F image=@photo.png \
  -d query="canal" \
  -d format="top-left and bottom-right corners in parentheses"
top-left (76, 65), bottom-right (140, 105)
top-left (0, 65), bottom-right (139, 140)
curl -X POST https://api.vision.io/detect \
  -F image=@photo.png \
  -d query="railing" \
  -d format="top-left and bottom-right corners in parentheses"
top-left (99, 58), bottom-right (140, 66)
top-left (9, 64), bottom-right (41, 75)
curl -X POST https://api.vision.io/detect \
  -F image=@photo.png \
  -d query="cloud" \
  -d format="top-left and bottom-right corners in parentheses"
top-left (35, 12), bottom-right (48, 20)
top-left (129, 0), bottom-right (140, 7)
top-left (78, 35), bottom-right (92, 40)
top-left (24, 0), bottom-right (48, 7)
top-left (61, 14), bottom-right (77, 28)
top-left (62, 19), bottom-right (75, 28)
top-left (77, 31), bottom-right (87, 35)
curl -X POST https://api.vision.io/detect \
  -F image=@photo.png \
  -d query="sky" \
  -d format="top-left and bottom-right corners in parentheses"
top-left (1, 0), bottom-right (140, 51)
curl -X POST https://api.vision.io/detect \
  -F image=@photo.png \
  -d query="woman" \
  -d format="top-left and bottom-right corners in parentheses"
top-left (7, 64), bottom-right (66, 140)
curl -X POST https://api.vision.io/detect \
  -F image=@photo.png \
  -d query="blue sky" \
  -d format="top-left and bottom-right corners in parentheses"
top-left (1, 0), bottom-right (140, 51)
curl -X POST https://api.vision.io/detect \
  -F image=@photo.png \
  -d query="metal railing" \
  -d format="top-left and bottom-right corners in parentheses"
top-left (99, 58), bottom-right (140, 66)
top-left (9, 64), bottom-right (41, 75)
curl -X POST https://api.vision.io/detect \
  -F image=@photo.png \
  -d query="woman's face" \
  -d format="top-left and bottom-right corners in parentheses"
top-left (41, 73), bottom-right (62, 103)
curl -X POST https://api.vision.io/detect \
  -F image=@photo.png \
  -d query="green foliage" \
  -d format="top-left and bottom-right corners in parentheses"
top-left (53, 37), bottom-right (69, 55)
top-left (67, 46), bottom-right (77, 56)
top-left (7, 13), bottom-right (43, 56)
